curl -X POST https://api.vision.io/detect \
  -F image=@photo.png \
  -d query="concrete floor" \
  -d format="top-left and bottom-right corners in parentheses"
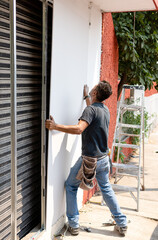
top-left (55, 126), bottom-right (158, 240)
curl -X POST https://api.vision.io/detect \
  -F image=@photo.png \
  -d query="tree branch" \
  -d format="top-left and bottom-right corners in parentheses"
top-left (117, 73), bottom-right (127, 100)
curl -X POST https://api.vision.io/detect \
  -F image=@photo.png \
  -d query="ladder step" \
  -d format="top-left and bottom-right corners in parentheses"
top-left (118, 123), bottom-right (141, 129)
top-left (123, 85), bottom-right (144, 90)
top-left (113, 143), bottom-right (140, 149)
top-left (120, 133), bottom-right (140, 137)
top-left (111, 184), bottom-right (137, 192)
top-left (112, 163), bottom-right (138, 170)
top-left (115, 172), bottom-right (139, 178)
top-left (121, 104), bottom-right (142, 111)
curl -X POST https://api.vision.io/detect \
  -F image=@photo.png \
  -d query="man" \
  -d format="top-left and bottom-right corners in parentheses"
top-left (45, 81), bottom-right (127, 236)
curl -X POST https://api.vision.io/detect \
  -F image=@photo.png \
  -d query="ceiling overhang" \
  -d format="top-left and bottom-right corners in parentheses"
top-left (90, 0), bottom-right (158, 12)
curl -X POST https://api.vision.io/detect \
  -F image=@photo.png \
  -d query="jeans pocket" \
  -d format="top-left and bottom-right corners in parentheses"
top-left (97, 158), bottom-right (109, 173)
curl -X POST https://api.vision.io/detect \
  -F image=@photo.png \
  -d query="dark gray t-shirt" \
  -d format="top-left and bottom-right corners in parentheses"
top-left (79, 102), bottom-right (110, 157)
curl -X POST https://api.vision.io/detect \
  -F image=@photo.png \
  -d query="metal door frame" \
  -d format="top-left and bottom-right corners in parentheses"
top-left (41, 0), bottom-right (48, 230)
top-left (41, 0), bottom-right (53, 231)
top-left (10, 0), bottom-right (17, 239)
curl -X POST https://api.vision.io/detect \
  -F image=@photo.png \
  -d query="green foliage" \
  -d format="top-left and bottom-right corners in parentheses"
top-left (114, 140), bottom-right (126, 163)
top-left (112, 11), bottom-right (158, 91)
top-left (122, 110), bottom-right (149, 144)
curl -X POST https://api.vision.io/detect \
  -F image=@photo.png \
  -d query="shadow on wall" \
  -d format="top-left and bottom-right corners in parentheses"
top-left (48, 133), bottom-right (80, 224)
top-left (150, 224), bottom-right (158, 240)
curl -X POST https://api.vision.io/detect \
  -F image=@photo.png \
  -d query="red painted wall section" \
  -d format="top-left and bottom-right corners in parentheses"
top-left (82, 179), bottom-right (99, 205)
top-left (145, 83), bottom-right (158, 97)
top-left (100, 13), bottom-right (119, 149)
top-left (83, 13), bottom-right (119, 205)
top-left (120, 83), bottom-right (158, 98)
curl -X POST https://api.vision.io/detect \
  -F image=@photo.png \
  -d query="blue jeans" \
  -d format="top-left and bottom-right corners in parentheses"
top-left (65, 156), bottom-right (127, 228)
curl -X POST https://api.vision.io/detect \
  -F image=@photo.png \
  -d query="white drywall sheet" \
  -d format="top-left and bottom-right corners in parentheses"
top-left (46, 0), bottom-right (102, 234)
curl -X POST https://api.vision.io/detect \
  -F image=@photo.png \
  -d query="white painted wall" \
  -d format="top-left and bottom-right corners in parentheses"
top-left (134, 89), bottom-right (158, 140)
top-left (87, 2), bottom-right (102, 89)
top-left (144, 93), bottom-right (158, 137)
top-left (46, 0), bottom-right (102, 237)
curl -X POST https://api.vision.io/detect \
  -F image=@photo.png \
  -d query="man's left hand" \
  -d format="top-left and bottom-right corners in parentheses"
top-left (45, 115), bottom-right (56, 130)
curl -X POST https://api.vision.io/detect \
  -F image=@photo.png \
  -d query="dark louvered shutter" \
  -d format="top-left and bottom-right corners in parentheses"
top-left (16, 0), bottom-right (42, 238)
top-left (0, 0), bottom-right (43, 239)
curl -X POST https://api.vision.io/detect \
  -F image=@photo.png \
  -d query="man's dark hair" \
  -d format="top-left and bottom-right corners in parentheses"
top-left (96, 80), bottom-right (112, 102)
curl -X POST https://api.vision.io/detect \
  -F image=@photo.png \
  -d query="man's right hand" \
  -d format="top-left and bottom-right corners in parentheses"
top-left (83, 84), bottom-right (91, 106)
top-left (84, 84), bottom-right (89, 97)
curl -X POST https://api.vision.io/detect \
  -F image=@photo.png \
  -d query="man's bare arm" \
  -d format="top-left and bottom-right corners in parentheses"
top-left (45, 115), bottom-right (89, 134)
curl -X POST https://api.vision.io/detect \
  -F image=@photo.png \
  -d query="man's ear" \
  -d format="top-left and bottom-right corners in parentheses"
top-left (93, 89), bottom-right (97, 96)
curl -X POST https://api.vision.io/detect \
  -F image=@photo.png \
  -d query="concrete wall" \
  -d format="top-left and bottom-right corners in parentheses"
top-left (144, 92), bottom-right (158, 136)
top-left (46, 0), bottom-right (102, 236)
top-left (132, 85), bottom-right (158, 140)
top-left (145, 84), bottom-right (158, 132)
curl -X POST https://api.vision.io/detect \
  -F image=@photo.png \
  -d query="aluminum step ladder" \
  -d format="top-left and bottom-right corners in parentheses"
top-left (110, 85), bottom-right (145, 212)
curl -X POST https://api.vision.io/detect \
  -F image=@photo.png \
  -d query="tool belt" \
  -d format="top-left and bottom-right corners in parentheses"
top-left (76, 155), bottom-right (97, 191)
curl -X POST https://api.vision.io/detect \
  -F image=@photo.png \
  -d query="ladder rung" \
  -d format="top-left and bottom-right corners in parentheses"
top-left (115, 173), bottom-right (138, 178)
top-left (121, 104), bottom-right (142, 111)
top-left (113, 143), bottom-right (140, 149)
top-left (111, 184), bottom-right (137, 192)
top-left (112, 163), bottom-right (139, 170)
top-left (120, 133), bottom-right (140, 137)
top-left (123, 85), bottom-right (144, 90)
top-left (118, 123), bottom-right (141, 129)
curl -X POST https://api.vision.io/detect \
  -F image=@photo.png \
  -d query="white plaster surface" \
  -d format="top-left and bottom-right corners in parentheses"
top-left (46, 0), bottom-right (102, 237)
top-left (144, 93), bottom-right (158, 133)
